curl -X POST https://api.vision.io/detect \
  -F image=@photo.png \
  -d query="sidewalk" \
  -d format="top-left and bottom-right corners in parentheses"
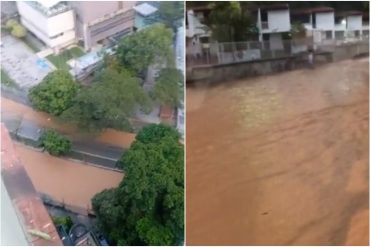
top-left (1, 110), bottom-right (125, 169)
top-left (1, 96), bottom-right (136, 149)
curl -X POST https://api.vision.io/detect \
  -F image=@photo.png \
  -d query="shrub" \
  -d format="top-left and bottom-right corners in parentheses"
top-left (11, 24), bottom-right (27, 38)
top-left (41, 130), bottom-right (71, 156)
top-left (5, 19), bottom-right (18, 30)
top-left (52, 216), bottom-right (74, 232)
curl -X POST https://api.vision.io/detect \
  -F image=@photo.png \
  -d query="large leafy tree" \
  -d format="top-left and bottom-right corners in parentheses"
top-left (92, 124), bottom-right (184, 246)
top-left (29, 70), bottom-right (79, 116)
top-left (61, 68), bottom-right (150, 132)
top-left (153, 68), bottom-right (183, 107)
top-left (116, 24), bottom-right (174, 75)
top-left (157, 1), bottom-right (184, 32)
top-left (207, 1), bottom-right (257, 42)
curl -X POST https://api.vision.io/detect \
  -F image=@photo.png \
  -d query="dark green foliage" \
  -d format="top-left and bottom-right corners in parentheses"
top-left (116, 24), bottom-right (174, 74)
top-left (92, 124), bottom-right (184, 245)
top-left (52, 216), bottom-right (74, 232)
top-left (29, 70), bottom-right (79, 116)
top-left (61, 68), bottom-right (151, 132)
top-left (153, 68), bottom-right (184, 107)
top-left (207, 2), bottom-right (257, 42)
top-left (41, 130), bottom-right (71, 156)
top-left (157, 1), bottom-right (184, 31)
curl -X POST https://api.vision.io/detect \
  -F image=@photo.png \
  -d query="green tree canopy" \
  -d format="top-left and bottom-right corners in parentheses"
top-left (153, 68), bottom-right (183, 107)
top-left (116, 24), bottom-right (174, 75)
top-left (207, 1), bottom-right (257, 42)
top-left (29, 70), bottom-right (79, 116)
top-left (92, 124), bottom-right (184, 245)
top-left (61, 68), bottom-right (151, 132)
top-left (41, 130), bottom-right (71, 156)
top-left (157, 1), bottom-right (184, 31)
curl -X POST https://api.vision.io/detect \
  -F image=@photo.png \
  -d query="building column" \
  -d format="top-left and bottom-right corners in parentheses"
top-left (83, 24), bottom-right (90, 51)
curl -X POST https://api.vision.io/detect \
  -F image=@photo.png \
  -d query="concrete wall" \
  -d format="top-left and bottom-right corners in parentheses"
top-left (316, 12), bottom-right (335, 30)
top-left (268, 9), bottom-right (291, 32)
top-left (188, 43), bottom-right (369, 84)
top-left (70, 1), bottom-right (135, 23)
top-left (70, 1), bottom-right (135, 49)
top-left (347, 15), bottom-right (362, 30)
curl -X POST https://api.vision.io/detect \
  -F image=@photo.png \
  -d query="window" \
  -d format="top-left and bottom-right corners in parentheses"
top-left (50, 32), bottom-right (64, 39)
top-left (325, 31), bottom-right (332, 39)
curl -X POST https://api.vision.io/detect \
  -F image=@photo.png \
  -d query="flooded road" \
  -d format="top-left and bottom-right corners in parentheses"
top-left (15, 143), bottom-right (123, 210)
top-left (186, 58), bottom-right (369, 245)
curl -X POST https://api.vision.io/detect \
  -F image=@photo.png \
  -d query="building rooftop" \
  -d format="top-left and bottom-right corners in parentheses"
top-left (335, 11), bottom-right (363, 17)
top-left (258, 4), bottom-right (289, 11)
top-left (26, 1), bottom-right (71, 17)
top-left (1, 124), bottom-right (63, 245)
top-left (291, 6), bottom-right (334, 15)
top-left (133, 3), bottom-right (158, 17)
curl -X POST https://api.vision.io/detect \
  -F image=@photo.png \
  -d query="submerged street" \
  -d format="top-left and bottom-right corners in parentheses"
top-left (186, 58), bottom-right (369, 245)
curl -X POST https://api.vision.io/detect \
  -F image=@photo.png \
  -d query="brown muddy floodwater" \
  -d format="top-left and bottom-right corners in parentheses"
top-left (186, 58), bottom-right (369, 245)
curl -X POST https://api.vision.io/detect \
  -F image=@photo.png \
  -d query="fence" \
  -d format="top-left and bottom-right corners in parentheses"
top-left (187, 37), bottom-right (369, 68)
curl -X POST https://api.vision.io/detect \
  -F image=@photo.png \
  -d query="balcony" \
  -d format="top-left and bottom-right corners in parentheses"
top-left (261, 22), bottom-right (269, 30)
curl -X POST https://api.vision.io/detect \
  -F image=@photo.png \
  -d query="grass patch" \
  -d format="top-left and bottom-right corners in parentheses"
top-left (1, 69), bottom-right (17, 88)
top-left (47, 47), bottom-right (85, 71)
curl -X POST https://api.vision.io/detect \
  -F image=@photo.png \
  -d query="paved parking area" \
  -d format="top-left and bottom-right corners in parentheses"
top-left (1, 35), bottom-right (53, 90)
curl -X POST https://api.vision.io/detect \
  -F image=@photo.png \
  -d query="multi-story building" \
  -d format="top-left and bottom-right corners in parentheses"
top-left (16, 1), bottom-right (76, 53)
top-left (186, 5), bottom-right (211, 58)
top-left (256, 4), bottom-right (291, 50)
top-left (69, 1), bottom-right (136, 50)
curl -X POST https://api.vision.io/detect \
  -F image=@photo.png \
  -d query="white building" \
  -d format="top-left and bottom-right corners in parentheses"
top-left (16, 1), bottom-right (76, 53)
top-left (186, 6), bottom-right (211, 58)
top-left (256, 4), bottom-right (291, 50)
top-left (334, 11), bottom-right (367, 41)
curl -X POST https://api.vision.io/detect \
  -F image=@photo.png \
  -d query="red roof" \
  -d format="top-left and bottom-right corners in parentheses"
top-left (1, 124), bottom-right (63, 246)
top-left (159, 106), bottom-right (174, 119)
top-left (336, 11), bottom-right (364, 17)
top-left (259, 4), bottom-right (289, 11)
top-left (292, 7), bottom-right (334, 15)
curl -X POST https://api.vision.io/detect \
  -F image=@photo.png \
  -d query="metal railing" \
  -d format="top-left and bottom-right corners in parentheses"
top-left (187, 36), bottom-right (369, 67)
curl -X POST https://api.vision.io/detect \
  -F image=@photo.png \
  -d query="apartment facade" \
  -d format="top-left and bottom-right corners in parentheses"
top-left (256, 4), bottom-right (291, 50)
top-left (186, 6), bottom-right (212, 58)
top-left (16, 1), bottom-right (76, 53)
top-left (70, 1), bottom-right (136, 50)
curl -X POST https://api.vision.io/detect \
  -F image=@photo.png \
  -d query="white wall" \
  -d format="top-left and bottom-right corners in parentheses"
top-left (16, 2), bottom-right (76, 49)
top-left (269, 33), bottom-right (283, 50)
top-left (347, 15), bottom-right (362, 30)
top-left (47, 10), bottom-right (75, 37)
top-left (268, 9), bottom-right (291, 32)
top-left (315, 12), bottom-right (334, 30)
top-left (186, 10), bottom-right (209, 38)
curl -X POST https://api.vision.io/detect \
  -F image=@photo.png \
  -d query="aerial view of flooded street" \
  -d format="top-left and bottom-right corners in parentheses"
top-left (186, 58), bottom-right (369, 245)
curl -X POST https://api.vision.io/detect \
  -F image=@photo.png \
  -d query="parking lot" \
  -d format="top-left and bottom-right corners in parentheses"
top-left (1, 35), bottom-right (53, 89)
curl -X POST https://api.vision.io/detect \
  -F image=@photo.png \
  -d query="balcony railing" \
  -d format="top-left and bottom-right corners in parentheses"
top-left (261, 22), bottom-right (269, 30)
top-left (26, 1), bottom-right (71, 17)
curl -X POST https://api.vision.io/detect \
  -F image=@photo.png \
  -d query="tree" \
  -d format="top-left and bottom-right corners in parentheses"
top-left (153, 68), bottom-right (183, 107)
top-left (157, 1), bottom-right (184, 32)
top-left (11, 24), bottom-right (27, 38)
top-left (116, 24), bottom-right (174, 75)
top-left (41, 130), bottom-right (71, 156)
top-left (29, 70), bottom-right (79, 116)
top-left (92, 124), bottom-right (184, 246)
top-left (61, 68), bottom-right (151, 132)
top-left (207, 2), bottom-right (257, 42)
